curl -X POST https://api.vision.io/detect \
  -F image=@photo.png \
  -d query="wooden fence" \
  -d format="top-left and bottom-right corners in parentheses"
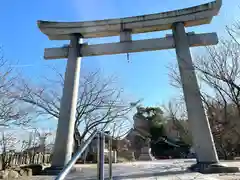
top-left (0, 152), bottom-right (52, 168)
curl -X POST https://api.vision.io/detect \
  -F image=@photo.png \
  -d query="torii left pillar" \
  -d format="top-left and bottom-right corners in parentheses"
top-left (45, 34), bottom-right (82, 174)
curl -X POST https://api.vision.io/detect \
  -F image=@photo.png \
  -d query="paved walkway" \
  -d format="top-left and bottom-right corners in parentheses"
top-left (30, 159), bottom-right (240, 180)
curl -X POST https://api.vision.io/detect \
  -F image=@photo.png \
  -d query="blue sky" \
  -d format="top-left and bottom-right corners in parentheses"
top-left (0, 0), bottom-right (239, 111)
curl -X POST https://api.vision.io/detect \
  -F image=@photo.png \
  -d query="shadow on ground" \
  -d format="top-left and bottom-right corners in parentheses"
top-left (66, 170), bottom-right (187, 180)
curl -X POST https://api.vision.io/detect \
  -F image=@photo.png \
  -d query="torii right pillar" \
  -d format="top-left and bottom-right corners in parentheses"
top-left (172, 22), bottom-right (239, 173)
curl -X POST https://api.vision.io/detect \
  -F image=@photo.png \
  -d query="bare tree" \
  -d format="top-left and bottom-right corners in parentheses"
top-left (163, 99), bottom-right (192, 145)
top-left (168, 62), bottom-right (183, 90)
top-left (226, 14), bottom-right (240, 45)
top-left (195, 40), bottom-right (240, 112)
top-left (0, 49), bottom-right (32, 128)
top-left (15, 70), bottom-right (137, 152)
top-left (0, 97), bottom-right (32, 128)
top-left (205, 97), bottom-right (240, 159)
top-left (110, 119), bottom-right (132, 139)
top-left (0, 132), bottom-right (19, 170)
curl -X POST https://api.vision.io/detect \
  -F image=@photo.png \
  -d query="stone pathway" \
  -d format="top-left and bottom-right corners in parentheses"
top-left (29, 159), bottom-right (240, 180)
top-left (210, 173), bottom-right (240, 180)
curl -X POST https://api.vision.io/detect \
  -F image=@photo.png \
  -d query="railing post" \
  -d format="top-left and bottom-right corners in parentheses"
top-left (108, 136), bottom-right (113, 180)
top-left (97, 132), bottom-right (105, 180)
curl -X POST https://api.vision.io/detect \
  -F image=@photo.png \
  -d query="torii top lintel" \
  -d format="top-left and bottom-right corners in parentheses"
top-left (37, 0), bottom-right (222, 40)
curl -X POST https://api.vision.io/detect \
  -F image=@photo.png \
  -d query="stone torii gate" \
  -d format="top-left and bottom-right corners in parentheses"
top-left (38, 0), bottom-right (238, 173)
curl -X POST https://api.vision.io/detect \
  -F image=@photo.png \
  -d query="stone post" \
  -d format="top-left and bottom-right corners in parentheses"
top-left (50, 34), bottom-right (82, 169)
top-left (97, 133), bottom-right (105, 180)
top-left (138, 138), bottom-right (152, 161)
top-left (172, 22), bottom-right (219, 164)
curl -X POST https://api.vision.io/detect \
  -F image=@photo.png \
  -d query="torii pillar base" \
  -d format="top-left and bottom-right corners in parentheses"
top-left (189, 162), bottom-right (239, 174)
top-left (42, 166), bottom-right (78, 176)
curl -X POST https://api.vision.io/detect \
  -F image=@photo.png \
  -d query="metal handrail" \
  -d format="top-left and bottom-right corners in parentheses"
top-left (97, 131), bottom-right (114, 180)
top-left (55, 130), bottom-right (113, 180)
